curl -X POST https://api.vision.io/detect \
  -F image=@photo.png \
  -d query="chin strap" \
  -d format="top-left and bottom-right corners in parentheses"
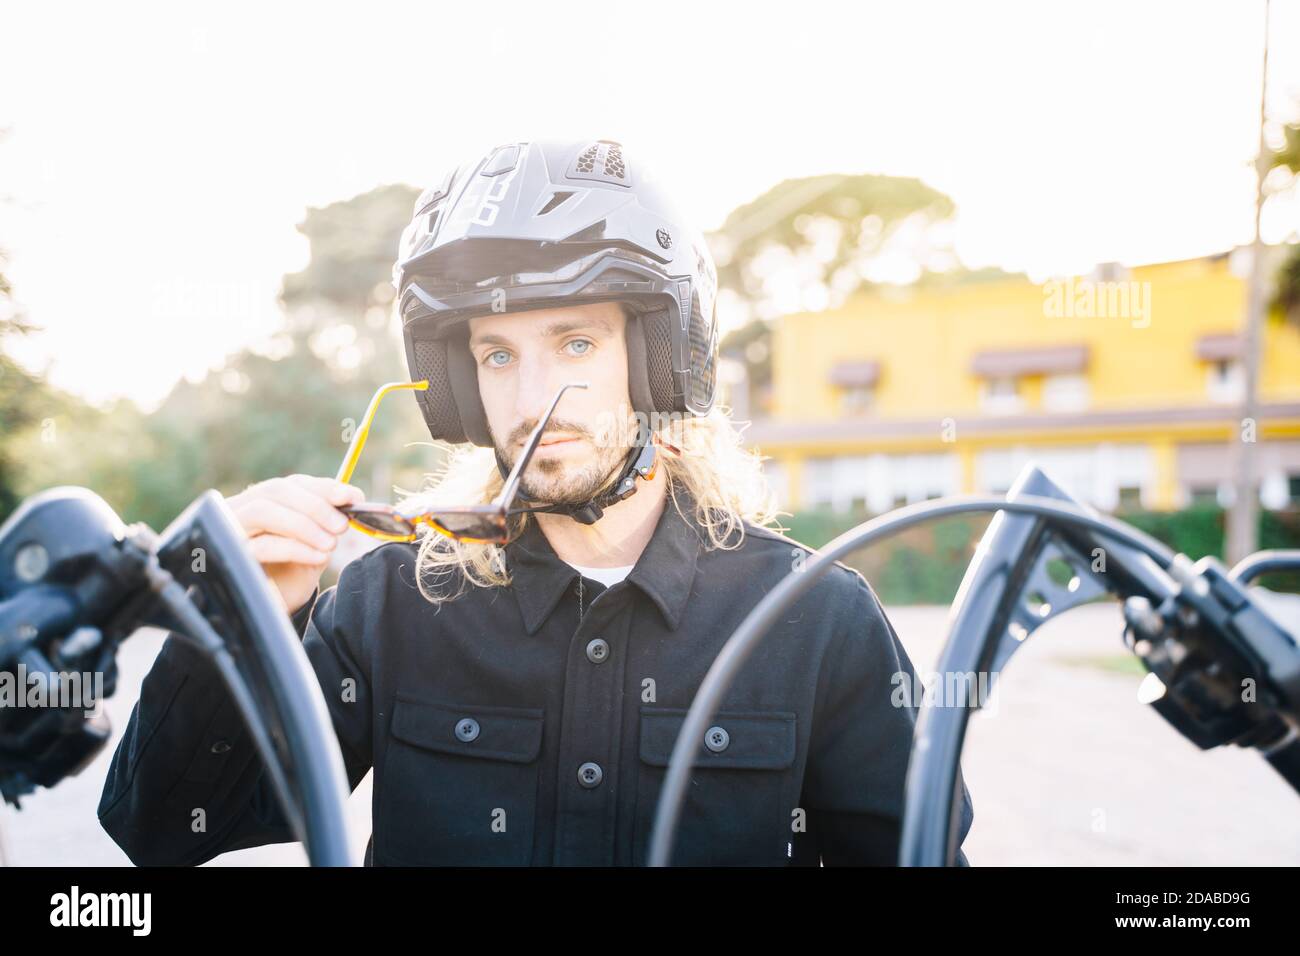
top-left (496, 430), bottom-right (668, 526)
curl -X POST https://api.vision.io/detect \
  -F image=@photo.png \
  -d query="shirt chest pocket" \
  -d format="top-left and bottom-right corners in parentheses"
top-left (376, 694), bottom-right (545, 866)
top-left (633, 707), bottom-right (798, 866)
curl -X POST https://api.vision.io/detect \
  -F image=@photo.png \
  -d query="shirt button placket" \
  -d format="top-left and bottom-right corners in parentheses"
top-left (554, 588), bottom-right (628, 865)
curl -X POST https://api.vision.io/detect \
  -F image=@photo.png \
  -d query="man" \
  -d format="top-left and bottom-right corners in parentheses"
top-left (98, 138), bottom-right (974, 866)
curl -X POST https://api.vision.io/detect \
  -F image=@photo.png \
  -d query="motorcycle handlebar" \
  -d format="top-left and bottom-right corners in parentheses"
top-left (0, 487), bottom-right (355, 865)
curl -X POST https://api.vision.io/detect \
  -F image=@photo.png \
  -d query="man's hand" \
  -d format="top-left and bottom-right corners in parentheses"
top-left (226, 474), bottom-right (365, 616)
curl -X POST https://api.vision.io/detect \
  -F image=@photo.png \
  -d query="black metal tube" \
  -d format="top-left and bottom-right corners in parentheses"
top-left (142, 558), bottom-right (308, 845)
top-left (1230, 550), bottom-right (1300, 585)
top-left (149, 490), bottom-right (355, 866)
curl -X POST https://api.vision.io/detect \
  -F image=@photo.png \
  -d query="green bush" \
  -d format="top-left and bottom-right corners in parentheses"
top-left (1122, 505), bottom-right (1300, 593)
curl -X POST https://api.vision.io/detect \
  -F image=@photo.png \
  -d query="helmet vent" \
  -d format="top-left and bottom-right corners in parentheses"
top-left (567, 141), bottom-right (630, 186)
top-left (537, 191), bottom-right (575, 216)
top-left (602, 143), bottom-right (625, 179)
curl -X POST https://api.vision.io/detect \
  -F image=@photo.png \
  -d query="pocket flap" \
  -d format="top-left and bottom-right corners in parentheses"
top-left (391, 694), bottom-right (544, 764)
top-left (639, 708), bottom-right (796, 770)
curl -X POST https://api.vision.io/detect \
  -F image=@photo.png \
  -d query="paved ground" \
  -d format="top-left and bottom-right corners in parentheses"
top-left (4, 602), bottom-right (1298, 866)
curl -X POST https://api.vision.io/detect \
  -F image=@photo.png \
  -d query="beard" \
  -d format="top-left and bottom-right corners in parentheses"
top-left (495, 411), bottom-right (636, 506)
top-left (518, 443), bottom-right (629, 504)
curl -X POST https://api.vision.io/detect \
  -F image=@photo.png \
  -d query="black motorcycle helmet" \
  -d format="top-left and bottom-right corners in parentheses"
top-left (391, 138), bottom-right (720, 524)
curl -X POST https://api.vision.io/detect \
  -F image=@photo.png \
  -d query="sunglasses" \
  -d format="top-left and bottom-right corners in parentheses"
top-left (335, 380), bottom-right (589, 544)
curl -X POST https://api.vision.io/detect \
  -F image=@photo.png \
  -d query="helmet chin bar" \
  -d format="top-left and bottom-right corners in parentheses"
top-left (495, 421), bottom-right (660, 527)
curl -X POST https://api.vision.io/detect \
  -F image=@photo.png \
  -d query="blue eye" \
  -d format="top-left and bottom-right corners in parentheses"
top-left (565, 339), bottom-right (592, 356)
top-left (484, 350), bottom-right (511, 368)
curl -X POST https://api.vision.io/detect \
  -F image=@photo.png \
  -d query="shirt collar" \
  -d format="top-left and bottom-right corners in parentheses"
top-left (505, 486), bottom-right (703, 635)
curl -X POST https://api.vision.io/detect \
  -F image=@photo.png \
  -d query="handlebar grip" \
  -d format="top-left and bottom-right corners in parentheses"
top-left (0, 587), bottom-right (79, 668)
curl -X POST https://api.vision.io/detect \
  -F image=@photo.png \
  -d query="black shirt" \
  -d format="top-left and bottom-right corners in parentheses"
top-left (98, 485), bottom-right (975, 866)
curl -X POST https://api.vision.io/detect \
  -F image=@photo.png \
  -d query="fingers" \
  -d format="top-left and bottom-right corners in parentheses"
top-left (224, 475), bottom-right (368, 584)
top-left (233, 497), bottom-right (343, 553)
top-left (247, 534), bottom-right (330, 568)
top-left (285, 474), bottom-right (367, 509)
top-left (261, 477), bottom-right (359, 535)
top-left (230, 476), bottom-right (365, 538)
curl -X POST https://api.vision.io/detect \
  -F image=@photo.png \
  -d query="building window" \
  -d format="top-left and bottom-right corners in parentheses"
top-left (800, 453), bottom-right (959, 513)
top-left (839, 385), bottom-right (875, 416)
top-left (804, 458), bottom-right (836, 510)
top-left (1116, 486), bottom-right (1143, 511)
top-left (1042, 373), bottom-right (1090, 412)
top-left (977, 444), bottom-right (1153, 512)
top-left (1206, 359), bottom-right (1245, 404)
top-left (1262, 471), bottom-right (1291, 510)
top-left (832, 455), bottom-right (874, 514)
top-left (762, 461), bottom-right (789, 507)
top-left (980, 376), bottom-right (1023, 415)
top-left (1209, 481), bottom-right (1238, 508)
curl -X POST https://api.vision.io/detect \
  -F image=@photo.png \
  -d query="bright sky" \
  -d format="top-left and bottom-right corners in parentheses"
top-left (2, 0), bottom-right (1298, 409)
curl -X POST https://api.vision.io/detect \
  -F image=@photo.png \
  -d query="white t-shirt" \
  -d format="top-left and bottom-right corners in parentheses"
top-left (565, 562), bottom-right (635, 587)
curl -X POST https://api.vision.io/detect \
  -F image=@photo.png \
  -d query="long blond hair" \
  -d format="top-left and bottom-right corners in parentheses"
top-left (397, 405), bottom-right (783, 606)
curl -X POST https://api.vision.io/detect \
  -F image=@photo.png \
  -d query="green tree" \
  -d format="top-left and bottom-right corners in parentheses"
top-left (712, 173), bottom-right (1019, 417)
top-left (1269, 118), bottom-right (1300, 324)
top-left (0, 248), bottom-right (55, 521)
top-left (273, 183), bottom-right (434, 502)
top-left (4, 182), bottom-right (439, 533)
top-left (712, 173), bottom-right (955, 314)
top-left (103, 182), bottom-right (437, 529)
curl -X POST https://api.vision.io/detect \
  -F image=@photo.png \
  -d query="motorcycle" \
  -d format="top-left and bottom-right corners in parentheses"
top-left (2, 464), bottom-right (1297, 866)
top-left (650, 465), bottom-right (1300, 865)
top-left (0, 487), bottom-right (353, 865)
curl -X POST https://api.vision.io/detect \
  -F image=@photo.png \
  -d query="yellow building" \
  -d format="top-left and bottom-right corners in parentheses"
top-left (741, 249), bottom-right (1300, 514)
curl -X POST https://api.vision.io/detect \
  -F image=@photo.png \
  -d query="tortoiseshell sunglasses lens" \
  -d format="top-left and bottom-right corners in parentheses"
top-left (342, 503), bottom-right (417, 539)
top-left (429, 511), bottom-right (508, 543)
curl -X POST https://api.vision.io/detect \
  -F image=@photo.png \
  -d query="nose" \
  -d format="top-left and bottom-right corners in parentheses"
top-left (512, 357), bottom-right (563, 435)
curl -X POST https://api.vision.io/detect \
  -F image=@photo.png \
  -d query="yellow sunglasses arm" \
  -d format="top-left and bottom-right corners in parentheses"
top-left (335, 380), bottom-right (429, 484)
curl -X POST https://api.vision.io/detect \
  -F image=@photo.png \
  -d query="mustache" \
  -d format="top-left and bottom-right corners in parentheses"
top-left (510, 418), bottom-right (593, 448)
